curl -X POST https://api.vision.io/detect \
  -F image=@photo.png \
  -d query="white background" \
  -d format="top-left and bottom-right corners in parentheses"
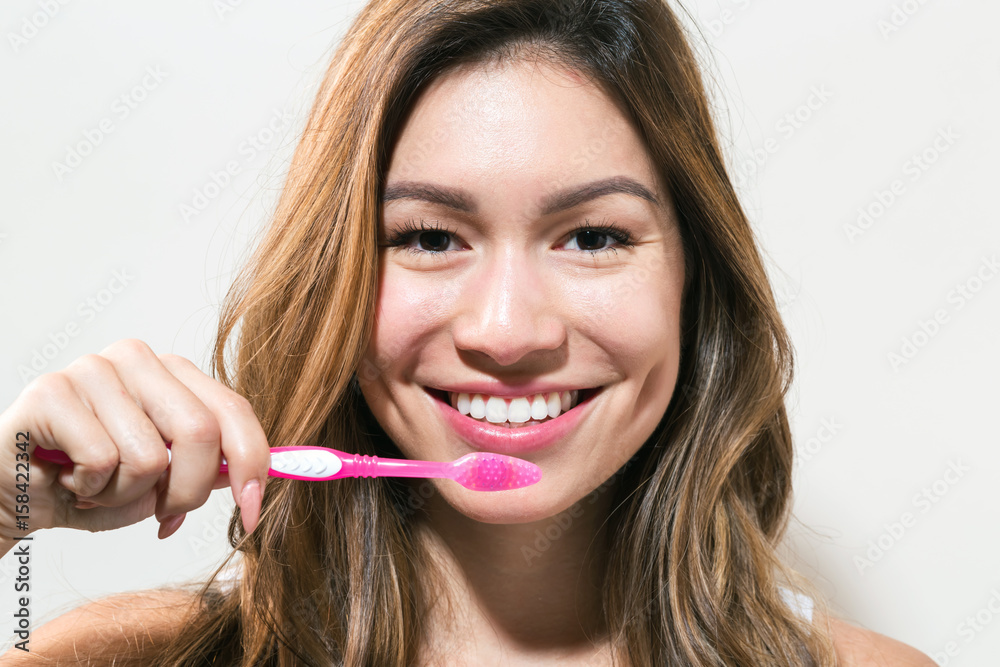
top-left (1, 1), bottom-right (997, 663)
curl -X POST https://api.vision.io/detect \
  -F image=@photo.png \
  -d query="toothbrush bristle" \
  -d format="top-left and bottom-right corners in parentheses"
top-left (452, 453), bottom-right (542, 491)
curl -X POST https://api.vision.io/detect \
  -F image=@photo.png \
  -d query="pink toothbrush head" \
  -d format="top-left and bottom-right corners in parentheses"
top-left (448, 452), bottom-right (542, 491)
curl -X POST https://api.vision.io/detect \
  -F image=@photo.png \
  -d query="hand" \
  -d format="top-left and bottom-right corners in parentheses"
top-left (0, 339), bottom-right (269, 550)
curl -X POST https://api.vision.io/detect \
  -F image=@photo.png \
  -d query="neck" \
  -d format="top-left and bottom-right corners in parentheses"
top-left (411, 485), bottom-right (617, 665)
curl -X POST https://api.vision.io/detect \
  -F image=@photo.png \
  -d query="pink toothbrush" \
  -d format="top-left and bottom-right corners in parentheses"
top-left (33, 443), bottom-right (541, 492)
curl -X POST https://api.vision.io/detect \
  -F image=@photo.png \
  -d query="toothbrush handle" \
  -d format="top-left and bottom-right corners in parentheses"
top-left (33, 443), bottom-right (451, 482)
top-left (31, 446), bottom-right (74, 466)
top-left (216, 448), bottom-right (451, 481)
top-left (336, 453), bottom-right (450, 480)
top-left (34, 444), bottom-right (173, 467)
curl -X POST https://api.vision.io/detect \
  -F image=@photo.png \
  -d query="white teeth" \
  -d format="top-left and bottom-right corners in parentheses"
top-left (485, 396), bottom-right (508, 423)
top-left (531, 394), bottom-right (549, 420)
top-left (447, 389), bottom-right (586, 424)
top-left (546, 392), bottom-right (561, 418)
top-left (469, 394), bottom-right (486, 419)
top-left (507, 397), bottom-right (531, 423)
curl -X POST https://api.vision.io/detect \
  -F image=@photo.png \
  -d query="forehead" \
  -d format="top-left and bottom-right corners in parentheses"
top-left (384, 57), bottom-right (666, 216)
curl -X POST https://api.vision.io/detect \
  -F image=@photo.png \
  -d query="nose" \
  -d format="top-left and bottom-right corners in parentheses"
top-left (450, 244), bottom-right (566, 367)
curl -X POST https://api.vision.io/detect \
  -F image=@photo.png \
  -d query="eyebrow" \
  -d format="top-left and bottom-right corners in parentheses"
top-left (381, 175), bottom-right (660, 216)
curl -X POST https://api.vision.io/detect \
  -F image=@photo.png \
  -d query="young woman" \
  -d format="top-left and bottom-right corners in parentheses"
top-left (1, 0), bottom-right (934, 664)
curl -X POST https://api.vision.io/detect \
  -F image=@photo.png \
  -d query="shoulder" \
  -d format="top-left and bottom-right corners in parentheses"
top-left (822, 612), bottom-right (937, 667)
top-left (1, 589), bottom-right (200, 664)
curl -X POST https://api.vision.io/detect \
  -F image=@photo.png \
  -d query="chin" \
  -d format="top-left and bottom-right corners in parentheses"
top-left (428, 477), bottom-right (581, 525)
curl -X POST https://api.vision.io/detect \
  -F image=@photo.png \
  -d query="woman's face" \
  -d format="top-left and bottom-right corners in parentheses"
top-left (359, 57), bottom-right (686, 524)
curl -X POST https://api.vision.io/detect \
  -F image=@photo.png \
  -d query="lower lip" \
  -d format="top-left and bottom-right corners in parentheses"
top-left (427, 387), bottom-right (602, 455)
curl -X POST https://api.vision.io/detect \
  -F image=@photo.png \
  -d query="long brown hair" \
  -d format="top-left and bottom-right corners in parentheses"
top-left (92, 0), bottom-right (837, 664)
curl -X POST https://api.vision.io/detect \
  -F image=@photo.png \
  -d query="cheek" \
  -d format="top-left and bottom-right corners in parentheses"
top-left (365, 265), bottom-right (460, 374)
top-left (568, 260), bottom-right (682, 359)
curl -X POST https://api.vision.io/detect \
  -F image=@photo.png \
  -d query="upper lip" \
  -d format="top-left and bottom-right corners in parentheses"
top-left (426, 382), bottom-right (598, 399)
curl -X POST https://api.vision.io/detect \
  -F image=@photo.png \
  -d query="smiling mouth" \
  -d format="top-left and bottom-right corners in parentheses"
top-left (424, 386), bottom-right (603, 428)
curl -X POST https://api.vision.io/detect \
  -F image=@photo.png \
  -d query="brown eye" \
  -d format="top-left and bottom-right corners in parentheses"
top-left (574, 229), bottom-right (611, 251)
top-left (383, 218), bottom-right (461, 255)
top-left (417, 230), bottom-right (451, 252)
top-left (563, 219), bottom-right (636, 255)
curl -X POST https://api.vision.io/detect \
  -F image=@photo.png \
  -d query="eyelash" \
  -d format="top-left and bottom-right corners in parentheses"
top-left (382, 217), bottom-right (636, 257)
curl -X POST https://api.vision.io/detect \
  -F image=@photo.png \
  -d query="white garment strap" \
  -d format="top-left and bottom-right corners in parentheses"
top-left (779, 586), bottom-right (814, 622)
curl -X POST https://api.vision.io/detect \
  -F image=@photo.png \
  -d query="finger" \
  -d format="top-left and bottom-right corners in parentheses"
top-left (61, 354), bottom-right (170, 508)
top-left (158, 355), bottom-right (270, 534)
top-left (100, 340), bottom-right (222, 522)
top-left (65, 485), bottom-right (159, 534)
top-left (19, 373), bottom-right (120, 500)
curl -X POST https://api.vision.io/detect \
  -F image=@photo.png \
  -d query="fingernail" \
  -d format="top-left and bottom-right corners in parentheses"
top-left (157, 513), bottom-right (186, 540)
top-left (75, 500), bottom-right (99, 510)
top-left (238, 479), bottom-right (261, 534)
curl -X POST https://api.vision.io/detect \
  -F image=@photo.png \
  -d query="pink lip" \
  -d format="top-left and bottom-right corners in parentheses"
top-left (426, 386), bottom-right (602, 455)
